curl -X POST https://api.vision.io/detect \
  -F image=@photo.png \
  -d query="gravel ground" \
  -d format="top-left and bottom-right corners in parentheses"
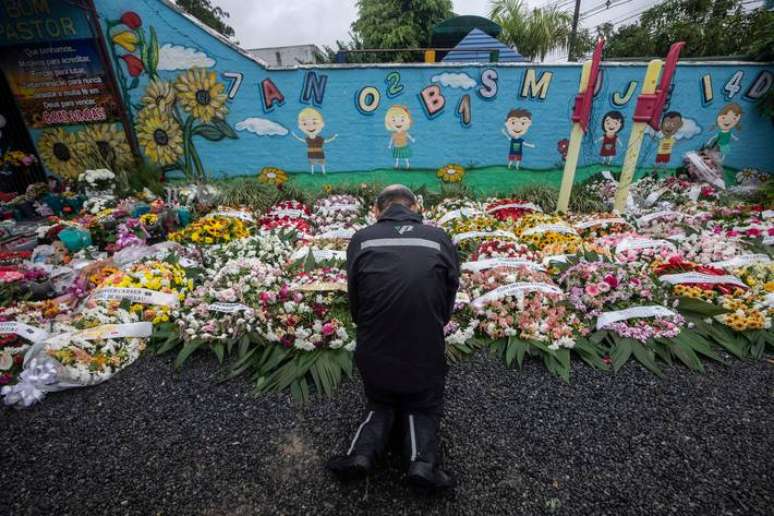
top-left (2, 352), bottom-right (773, 516)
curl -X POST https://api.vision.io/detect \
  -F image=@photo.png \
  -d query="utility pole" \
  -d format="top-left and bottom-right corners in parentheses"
top-left (568, 0), bottom-right (581, 62)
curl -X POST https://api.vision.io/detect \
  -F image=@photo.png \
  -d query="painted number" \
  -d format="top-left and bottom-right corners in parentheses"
top-left (701, 74), bottom-right (714, 105)
top-left (384, 72), bottom-right (404, 98)
top-left (456, 94), bottom-right (471, 127)
top-left (723, 71), bottom-right (744, 100)
top-left (222, 72), bottom-right (243, 99)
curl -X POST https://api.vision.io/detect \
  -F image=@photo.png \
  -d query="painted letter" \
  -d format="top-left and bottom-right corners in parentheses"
top-left (700, 74), bottom-right (713, 105)
top-left (519, 69), bottom-right (553, 100)
top-left (456, 94), bottom-right (471, 127)
top-left (611, 80), bottom-right (637, 107)
top-left (356, 86), bottom-right (381, 114)
top-left (419, 84), bottom-right (445, 118)
top-left (478, 68), bottom-right (498, 99)
top-left (745, 70), bottom-right (773, 100)
top-left (261, 78), bottom-right (284, 112)
top-left (300, 71), bottom-right (327, 106)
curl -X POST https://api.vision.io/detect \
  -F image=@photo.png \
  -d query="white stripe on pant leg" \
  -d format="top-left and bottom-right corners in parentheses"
top-left (347, 411), bottom-right (374, 456)
top-left (409, 415), bottom-right (417, 462)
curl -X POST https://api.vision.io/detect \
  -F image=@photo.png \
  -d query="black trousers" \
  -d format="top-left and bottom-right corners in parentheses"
top-left (362, 375), bottom-right (445, 416)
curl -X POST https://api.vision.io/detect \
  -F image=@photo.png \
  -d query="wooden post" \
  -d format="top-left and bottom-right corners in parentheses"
top-left (612, 59), bottom-right (663, 213)
top-left (556, 61), bottom-right (591, 213)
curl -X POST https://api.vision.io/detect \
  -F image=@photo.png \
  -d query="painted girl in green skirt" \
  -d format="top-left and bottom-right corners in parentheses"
top-left (385, 105), bottom-right (415, 169)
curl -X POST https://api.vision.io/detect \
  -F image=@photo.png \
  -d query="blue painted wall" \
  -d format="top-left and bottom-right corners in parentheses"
top-left (7, 0), bottom-right (774, 181)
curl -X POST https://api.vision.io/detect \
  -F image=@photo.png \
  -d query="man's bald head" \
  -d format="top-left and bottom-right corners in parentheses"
top-left (375, 184), bottom-right (418, 214)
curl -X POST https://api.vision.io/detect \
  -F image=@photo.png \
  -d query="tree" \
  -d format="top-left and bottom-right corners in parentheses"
top-left (351, 0), bottom-right (453, 63)
top-left (604, 0), bottom-right (771, 59)
top-left (490, 0), bottom-right (573, 62)
top-left (176, 0), bottom-right (235, 38)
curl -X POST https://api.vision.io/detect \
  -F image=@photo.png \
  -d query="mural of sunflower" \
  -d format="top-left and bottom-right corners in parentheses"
top-left (136, 107), bottom-right (184, 166)
top-left (77, 123), bottom-right (133, 168)
top-left (37, 128), bottom-right (81, 179)
top-left (142, 79), bottom-right (176, 111)
top-left (174, 68), bottom-right (227, 123)
top-left (258, 167), bottom-right (288, 186)
top-left (437, 163), bottom-right (465, 183)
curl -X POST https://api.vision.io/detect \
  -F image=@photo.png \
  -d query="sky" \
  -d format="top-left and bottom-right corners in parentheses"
top-left (213, 0), bottom-right (764, 60)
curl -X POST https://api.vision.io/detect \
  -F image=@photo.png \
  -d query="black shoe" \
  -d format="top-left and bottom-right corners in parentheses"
top-left (326, 454), bottom-right (373, 480)
top-left (402, 413), bottom-right (455, 490)
top-left (327, 407), bottom-right (395, 481)
top-left (407, 460), bottom-right (456, 489)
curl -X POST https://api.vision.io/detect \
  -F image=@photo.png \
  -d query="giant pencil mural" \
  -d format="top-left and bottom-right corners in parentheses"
top-left (0, 0), bottom-right (772, 190)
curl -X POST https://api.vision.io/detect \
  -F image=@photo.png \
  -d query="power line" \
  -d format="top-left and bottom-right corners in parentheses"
top-left (579, 0), bottom-right (634, 20)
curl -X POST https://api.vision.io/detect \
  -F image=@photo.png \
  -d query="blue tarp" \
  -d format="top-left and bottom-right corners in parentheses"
top-left (441, 28), bottom-right (526, 63)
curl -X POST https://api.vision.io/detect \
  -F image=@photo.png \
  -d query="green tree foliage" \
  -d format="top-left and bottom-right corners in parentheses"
top-left (490, 0), bottom-right (573, 62)
top-left (350, 0), bottom-right (453, 62)
top-left (604, 0), bottom-right (771, 59)
top-left (176, 0), bottom-right (235, 38)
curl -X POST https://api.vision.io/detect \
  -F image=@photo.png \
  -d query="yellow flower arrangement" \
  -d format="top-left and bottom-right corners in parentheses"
top-left (135, 107), bottom-right (184, 166)
top-left (139, 213), bottom-right (159, 226)
top-left (97, 261), bottom-right (192, 325)
top-left (174, 68), bottom-right (228, 123)
top-left (37, 128), bottom-right (81, 178)
top-left (513, 213), bottom-right (582, 253)
top-left (169, 215), bottom-right (250, 246)
top-left (142, 78), bottom-right (176, 111)
top-left (77, 123), bottom-right (133, 168)
top-left (437, 163), bottom-right (465, 183)
top-left (258, 167), bottom-right (288, 186)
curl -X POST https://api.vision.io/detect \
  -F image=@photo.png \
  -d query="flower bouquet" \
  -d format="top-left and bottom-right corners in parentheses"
top-left (2, 305), bottom-right (151, 408)
top-left (78, 169), bottom-right (116, 196)
top-left (204, 231), bottom-right (296, 270)
top-left (238, 267), bottom-right (354, 401)
top-left (169, 215), bottom-right (250, 246)
top-left (90, 259), bottom-right (192, 325)
top-left (513, 213), bottom-right (582, 254)
top-left (459, 266), bottom-right (599, 380)
top-left (448, 216), bottom-right (517, 259)
top-left (426, 198), bottom-right (482, 226)
top-left (167, 258), bottom-right (284, 366)
top-left (484, 198), bottom-right (542, 222)
top-left (570, 212), bottom-right (631, 240)
top-left (558, 259), bottom-right (697, 374)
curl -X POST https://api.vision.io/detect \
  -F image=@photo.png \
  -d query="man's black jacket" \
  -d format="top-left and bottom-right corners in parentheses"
top-left (346, 204), bottom-right (459, 393)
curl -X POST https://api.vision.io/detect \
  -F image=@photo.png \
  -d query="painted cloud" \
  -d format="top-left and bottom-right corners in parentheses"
top-left (646, 117), bottom-right (702, 141)
top-left (431, 72), bottom-right (477, 90)
top-left (235, 117), bottom-right (289, 136)
top-left (157, 44), bottom-right (215, 70)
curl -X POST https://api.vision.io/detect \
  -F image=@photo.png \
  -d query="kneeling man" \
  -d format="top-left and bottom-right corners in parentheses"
top-left (327, 185), bottom-right (459, 489)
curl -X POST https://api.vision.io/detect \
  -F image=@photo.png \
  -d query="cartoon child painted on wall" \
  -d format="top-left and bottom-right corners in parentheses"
top-left (706, 102), bottom-right (742, 159)
top-left (654, 111), bottom-right (683, 171)
top-left (597, 111), bottom-right (624, 165)
top-left (292, 107), bottom-right (338, 174)
top-left (385, 105), bottom-right (415, 169)
top-left (501, 108), bottom-right (535, 170)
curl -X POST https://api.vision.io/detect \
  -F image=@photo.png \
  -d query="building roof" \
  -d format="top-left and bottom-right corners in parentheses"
top-left (441, 28), bottom-right (525, 63)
